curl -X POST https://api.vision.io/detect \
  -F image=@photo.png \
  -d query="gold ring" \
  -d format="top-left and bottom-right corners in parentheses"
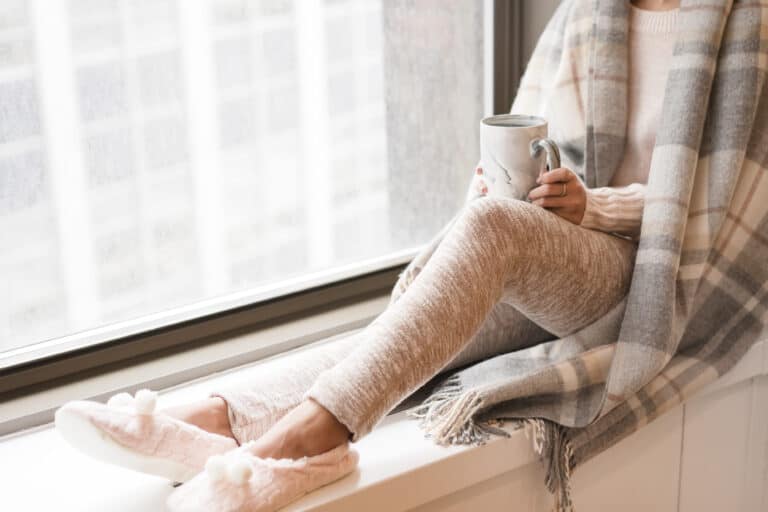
top-left (560, 182), bottom-right (567, 197)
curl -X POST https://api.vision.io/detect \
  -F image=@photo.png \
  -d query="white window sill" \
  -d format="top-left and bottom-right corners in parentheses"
top-left (0, 399), bottom-right (542, 512)
top-left (1, 324), bottom-right (765, 511)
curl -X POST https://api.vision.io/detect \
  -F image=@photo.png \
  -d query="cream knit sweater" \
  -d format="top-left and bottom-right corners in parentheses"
top-left (579, 5), bottom-right (678, 238)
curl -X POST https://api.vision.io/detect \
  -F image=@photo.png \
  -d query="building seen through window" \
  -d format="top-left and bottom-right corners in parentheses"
top-left (0, 0), bottom-right (484, 355)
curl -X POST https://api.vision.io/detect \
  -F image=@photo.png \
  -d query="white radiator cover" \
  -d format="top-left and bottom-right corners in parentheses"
top-left (407, 342), bottom-right (768, 512)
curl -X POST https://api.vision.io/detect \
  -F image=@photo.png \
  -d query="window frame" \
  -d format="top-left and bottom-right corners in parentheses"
top-left (491, 0), bottom-right (524, 115)
top-left (0, 0), bottom-right (522, 428)
top-left (0, 256), bottom-right (410, 395)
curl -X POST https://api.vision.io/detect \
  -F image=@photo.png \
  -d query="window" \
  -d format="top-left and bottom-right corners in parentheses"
top-left (1, 0), bottom-right (486, 376)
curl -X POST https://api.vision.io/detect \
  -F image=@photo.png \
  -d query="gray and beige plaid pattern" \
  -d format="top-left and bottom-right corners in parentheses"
top-left (407, 1), bottom-right (768, 509)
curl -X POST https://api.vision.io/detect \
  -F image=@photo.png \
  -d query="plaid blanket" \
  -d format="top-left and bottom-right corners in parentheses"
top-left (406, 1), bottom-right (768, 509)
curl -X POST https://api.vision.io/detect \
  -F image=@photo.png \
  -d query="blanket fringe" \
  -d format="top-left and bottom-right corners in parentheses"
top-left (522, 418), bottom-right (575, 512)
top-left (407, 375), bottom-right (575, 512)
top-left (406, 375), bottom-right (511, 445)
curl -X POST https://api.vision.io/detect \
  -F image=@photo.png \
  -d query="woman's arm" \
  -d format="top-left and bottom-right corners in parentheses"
top-left (579, 183), bottom-right (645, 239)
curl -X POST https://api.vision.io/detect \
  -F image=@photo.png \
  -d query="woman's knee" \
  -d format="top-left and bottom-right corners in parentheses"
top-left (459, 196), bottom-right (540, 234)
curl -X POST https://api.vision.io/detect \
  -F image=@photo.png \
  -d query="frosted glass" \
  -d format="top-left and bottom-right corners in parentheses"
top-left (0, 0), bottom-right (484, 356)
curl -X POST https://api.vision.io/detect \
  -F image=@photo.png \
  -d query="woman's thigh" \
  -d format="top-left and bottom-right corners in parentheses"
top-left (490, 199), bottom-right (638, 337)
top-left (390, 196), bottom-right (637, 364)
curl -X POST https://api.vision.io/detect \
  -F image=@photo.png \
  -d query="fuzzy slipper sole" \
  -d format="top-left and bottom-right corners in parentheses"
top-left (55, 405), bottom-right (199, 483)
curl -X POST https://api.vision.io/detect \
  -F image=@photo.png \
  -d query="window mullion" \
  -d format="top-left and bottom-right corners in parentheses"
top-left (296, 0), bottom-right (333, 268)
top-left (178, 0), bottom-right (227, 293)
top-left (30, 0), bottom-right (99, 329)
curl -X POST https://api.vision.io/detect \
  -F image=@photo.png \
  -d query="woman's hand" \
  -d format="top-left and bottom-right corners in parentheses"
top-left (474, 163), bottom-right (489, 196)
top-left (527, 167), bottom-right (587, 225)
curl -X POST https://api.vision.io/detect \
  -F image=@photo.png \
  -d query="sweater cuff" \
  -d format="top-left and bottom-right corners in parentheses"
top-left (579, 183), bottom-right (646, 238)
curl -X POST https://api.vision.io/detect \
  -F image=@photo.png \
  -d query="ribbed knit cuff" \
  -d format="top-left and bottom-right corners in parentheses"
top-left (579, 183), bottom-right (646, 239)
top-left (629, 4), bottom-right (679, 34)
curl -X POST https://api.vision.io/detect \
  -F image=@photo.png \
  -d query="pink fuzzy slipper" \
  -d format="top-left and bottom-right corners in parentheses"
top-left (166, 441), bottom-right (359, 512)
top-left (54, 389), bottom-right (238, 483)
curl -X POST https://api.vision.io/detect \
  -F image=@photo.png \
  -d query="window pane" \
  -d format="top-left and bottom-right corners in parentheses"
top-left (1, 0), bottom-right (484, 356)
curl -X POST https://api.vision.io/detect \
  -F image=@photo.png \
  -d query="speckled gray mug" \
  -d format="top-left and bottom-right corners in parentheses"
top-left (479, 114), bottom-right (561, 200)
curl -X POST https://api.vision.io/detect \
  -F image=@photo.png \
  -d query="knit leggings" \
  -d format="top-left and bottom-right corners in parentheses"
top-left (210, 196), bottom-right (637, 443)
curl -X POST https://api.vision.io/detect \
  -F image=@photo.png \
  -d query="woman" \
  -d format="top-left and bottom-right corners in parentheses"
top-left (57, 0), bottom-right (683, 509)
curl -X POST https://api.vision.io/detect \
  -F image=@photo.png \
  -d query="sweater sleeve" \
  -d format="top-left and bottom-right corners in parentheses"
top-left (579, 182), bottom-right (646, 239)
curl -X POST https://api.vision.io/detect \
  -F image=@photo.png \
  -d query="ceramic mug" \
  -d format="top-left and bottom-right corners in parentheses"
top-left (476, 114), bottom-right (561, 200)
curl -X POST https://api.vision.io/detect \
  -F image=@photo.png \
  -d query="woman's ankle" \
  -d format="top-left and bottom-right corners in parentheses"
top-left (249, 399), bottom-right (351, 460)
top-left (163, 397), bottom-right (237, 440)
top-left (294, 398), bottom-right (351, 453)
top-left (207, 397), bottom-right (237, 439)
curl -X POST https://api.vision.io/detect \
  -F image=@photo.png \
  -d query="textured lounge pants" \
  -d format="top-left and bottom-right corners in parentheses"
top-left (211, 197), bottom-right (638, 443)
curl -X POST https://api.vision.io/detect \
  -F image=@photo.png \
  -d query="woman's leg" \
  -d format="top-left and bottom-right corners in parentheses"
top-left (244, 197), bottom-right (637, 460)
top-left (163, 208), bottom-right (550, 441)
top-left (160, 211), bottom-right (457, 439)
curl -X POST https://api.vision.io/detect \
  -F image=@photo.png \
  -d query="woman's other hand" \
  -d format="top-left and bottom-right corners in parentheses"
top-left (474, 163), bottom-right (488, 196)
top-left (527, 167), bottom-right (586, 225)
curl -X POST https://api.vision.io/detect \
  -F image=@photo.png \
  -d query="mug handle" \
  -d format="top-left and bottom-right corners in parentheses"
top-left (530, 138), bottom-right (561, 172)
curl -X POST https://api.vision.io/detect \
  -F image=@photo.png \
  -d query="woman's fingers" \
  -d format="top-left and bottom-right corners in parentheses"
top-left (537, 167), bottom-right (573, 184)
top-left (528, 167), bottom-right (586, 225)
top-left (527, 182), bottom-right (568, 201)
top-left (475, 176), bottom-right (488, 195)
top-left (530, 195), bottom-right (571, 208)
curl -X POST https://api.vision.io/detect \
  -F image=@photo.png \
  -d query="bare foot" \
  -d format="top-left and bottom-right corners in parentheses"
top-left (162, 397), bottom-right (237, 440)
top-left (246, 398), bottom-right (351, 461)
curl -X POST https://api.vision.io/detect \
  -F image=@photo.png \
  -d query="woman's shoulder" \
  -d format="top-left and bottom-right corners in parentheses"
top-left (540, 0), bottom-right (599, 46)
top-left (556, 0), bottom-right (596, 23)
top-left (554, 0), bottom-right (626, 28)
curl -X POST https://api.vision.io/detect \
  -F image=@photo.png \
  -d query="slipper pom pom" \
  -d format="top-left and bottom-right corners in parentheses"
top-left (205, 455), bottom-right (227, 482)
top-left (226, 458), bottom-right (253, 485)
top-left (107, 392), bottom-right (134, 408)
top-left (134, 389), bottom-right (157, 415)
